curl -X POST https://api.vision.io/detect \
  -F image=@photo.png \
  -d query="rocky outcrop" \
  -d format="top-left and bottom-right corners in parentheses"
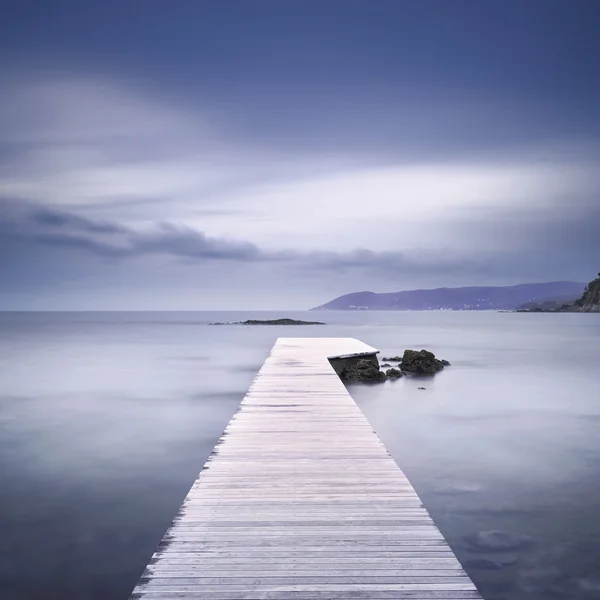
top-left (571, 273), bottom-right (600, 312)
top-left (338, 350), bottom-right (450, 383)
top-left (210, 318), bottom-right (325, 325)
top-left (339, 359), bottom-right (387, 383)
top-left (518, 272), bottom-right (600, 313)
top-left (400, 349), bottom-right (449, 374)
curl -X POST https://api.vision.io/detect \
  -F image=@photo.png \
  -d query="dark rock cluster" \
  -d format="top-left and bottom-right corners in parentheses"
top-left (340, 349), bottom-right (450, 383)
top-left (400, 349), bottom-right (450, 374)
top-left (340, 359), bottom-right (387, 383)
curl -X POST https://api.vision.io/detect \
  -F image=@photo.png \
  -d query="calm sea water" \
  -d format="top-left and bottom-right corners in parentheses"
top-left (1, 310), bottom-right (599, 600)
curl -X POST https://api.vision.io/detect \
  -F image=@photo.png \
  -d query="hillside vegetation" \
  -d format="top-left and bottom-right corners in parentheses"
top-left (572, 273), bottom-right (600, 312)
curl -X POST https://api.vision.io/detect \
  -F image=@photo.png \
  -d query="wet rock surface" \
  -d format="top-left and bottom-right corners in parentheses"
top-left (385, 368), bottom-right (403, 379)
top-left (340, 349), bottom-right (451, 383)
top-left (400, 349), bottom-right (449, 374)
top-left (340, 359), bottom-right (387, 383)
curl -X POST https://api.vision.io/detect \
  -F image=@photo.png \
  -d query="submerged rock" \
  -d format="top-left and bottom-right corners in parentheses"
top-left (433, 480), bottom-right (482, 495)
top-left (401, 349), bottom-right (448, 374)
top-left (340, 359), bottom-right (387, 383)
top-left (464, 557), bottom-right (518, 570)
top-left (381, 355), bottom-right (402, 362)
top-left (381, 363), bottom-right (392, 368)
top-left (465, 530), bottom-right (533, 552)
top-left (385, 368), bottom-right (403, 379)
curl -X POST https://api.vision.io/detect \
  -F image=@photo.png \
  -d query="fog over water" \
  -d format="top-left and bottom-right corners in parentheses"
top-left (1, 310), bottom-right (599, 599)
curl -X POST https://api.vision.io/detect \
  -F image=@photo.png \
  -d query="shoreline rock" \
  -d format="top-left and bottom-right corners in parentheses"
top-left (340, 359), bottom-right (387, 383)
top-left (340, 349), bottom-right (450, 384)
top-left (385, 368), bottom-right (403, 379)
top-left (400, 349), bottom-right (449, 374)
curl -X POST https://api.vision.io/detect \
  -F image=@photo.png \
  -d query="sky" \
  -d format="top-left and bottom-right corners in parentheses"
top-left (1, 0), bottom-right (599, 309)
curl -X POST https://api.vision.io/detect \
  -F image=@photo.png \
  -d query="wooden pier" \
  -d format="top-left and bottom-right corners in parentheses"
top-left (131, 337), bottom-right (482, 599)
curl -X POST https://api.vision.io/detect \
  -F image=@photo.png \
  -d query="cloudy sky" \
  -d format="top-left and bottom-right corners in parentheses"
top-left (1, 1), bottom-right (599, 309)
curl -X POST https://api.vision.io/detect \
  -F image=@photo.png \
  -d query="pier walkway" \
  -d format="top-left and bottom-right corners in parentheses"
top-left (131, 337), bottom-right (482, 599)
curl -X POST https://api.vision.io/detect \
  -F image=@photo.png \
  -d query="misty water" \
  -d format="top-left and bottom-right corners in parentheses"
top-left (1, 310), bottom-right (599, 600)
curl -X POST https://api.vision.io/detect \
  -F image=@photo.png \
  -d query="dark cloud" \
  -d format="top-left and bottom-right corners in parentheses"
top-left (3, 198), bottom-right (598, 287)
top-left (0, 200), bottom-right (498, 276)
top-left (2, 196), bottom-right (599, 309)
top-left (1, 200), bottom-right (262, 261)
top-left (31, 205), bottom-right (127, 235)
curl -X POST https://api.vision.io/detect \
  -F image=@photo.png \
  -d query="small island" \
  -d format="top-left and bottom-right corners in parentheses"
top-left (210, 318), bottom-right (326, 325)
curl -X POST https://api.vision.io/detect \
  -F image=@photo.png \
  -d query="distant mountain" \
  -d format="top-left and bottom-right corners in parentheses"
top-left (311, 282), bottom-right (587, 311)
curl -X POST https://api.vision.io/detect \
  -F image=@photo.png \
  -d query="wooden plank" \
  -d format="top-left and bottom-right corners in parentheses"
top-left (131, 588), bottom-right (481, 600)
top-left (147, 559), bottom-right (463, 568)
top-left (129, 338), bottom-right (482, 599)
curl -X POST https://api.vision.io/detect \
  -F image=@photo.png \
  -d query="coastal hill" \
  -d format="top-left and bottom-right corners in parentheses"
top-left (311, 282), bottom-right (586, 311)
top-left (572, 273), bottom-right (600, 312)
top-left (517, 272), bottom-right (600, 312)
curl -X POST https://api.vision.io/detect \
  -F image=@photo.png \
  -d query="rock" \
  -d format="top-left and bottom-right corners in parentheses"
top-left (418, 387), bottom-right (426, 390)
top-left (570, 272), bottom-right (600, 312)
top-left (381, 363), bottom-right (392, 368)
top-left (465, 530), bottom-right (532, 552)
top-left (441, 359), bottom-right (451, 366)
top-left (401, 349), bottom-right (448, 374)
top-left (210, 318), bottom-right (325, 325)
top-left (381, 356), bottom-right (402, 362)
top-left (385, 368), bottom-right (403, 379)
top-left (240, 318), bottom-right (325, 325)
top-left (340, 359), bottom-right (387, 383)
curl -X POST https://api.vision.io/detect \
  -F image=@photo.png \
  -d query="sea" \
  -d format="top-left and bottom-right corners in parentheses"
top-left (1, 310), bottom-right (599, 600)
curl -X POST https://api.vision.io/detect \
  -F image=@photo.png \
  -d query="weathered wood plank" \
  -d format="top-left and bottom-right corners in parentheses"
top-left (129, 338), bottom-right (482, 599)
top-left (147, 560), bottom-right (463, 569)
top-left (135, 581), bottom-right (478, 590)
top-left (131, 588), bottom-right (481, 600)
